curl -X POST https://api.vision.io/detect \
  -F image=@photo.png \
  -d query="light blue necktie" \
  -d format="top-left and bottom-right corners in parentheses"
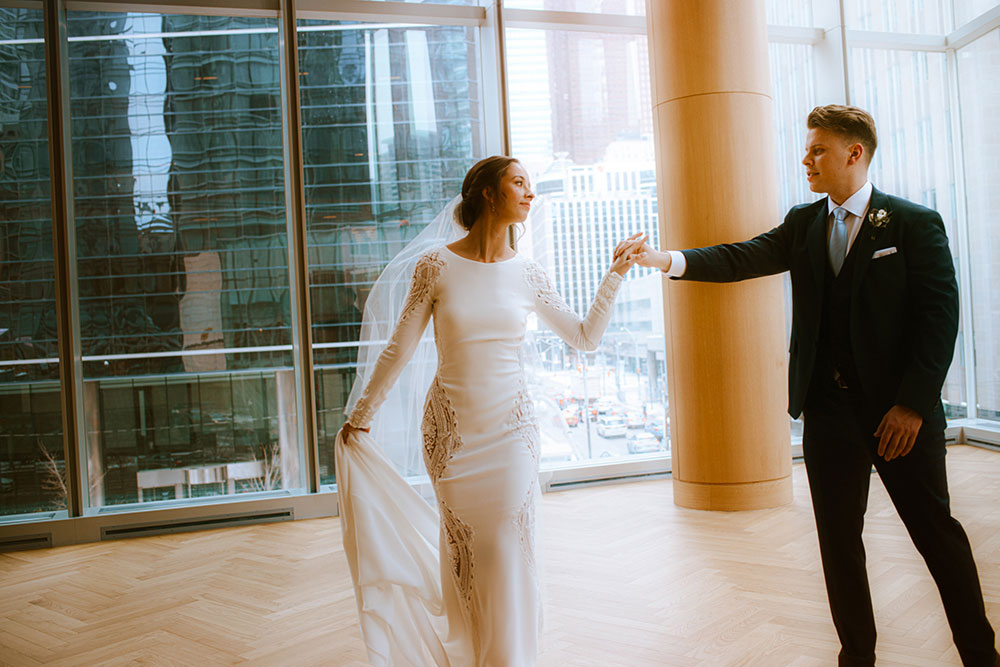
top-left (829, 206), bottom-right (849, 276)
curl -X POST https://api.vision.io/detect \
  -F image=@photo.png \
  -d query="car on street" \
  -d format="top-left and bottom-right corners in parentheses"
top-left (595, 397), bottom-right (617, 415)
top-left (540, 431), bottom-right (577, 465)
top-left (627, 431), bottom-right (663, 454)
top-left (646, 418), bottom-right (666, 441)
top-left (625, 410), bottom-right (644, 428)
top-left (596, 415), bottom-right (627, 438)
top-left (562, 408), bottom-right (580, 427)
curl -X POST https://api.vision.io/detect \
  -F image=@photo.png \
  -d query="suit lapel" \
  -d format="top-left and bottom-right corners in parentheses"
top-left (807, 200), bottom-right (829, 289)
top-left (850, 187), bottom-right (891, 297)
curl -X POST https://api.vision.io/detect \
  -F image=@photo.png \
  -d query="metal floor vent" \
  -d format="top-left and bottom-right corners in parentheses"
top-left (0, 533), bottom-right (53, 553)
top-left (967, 438), bottom-right (1000, 452)
top-left (101, 508), bottom-right (294, 541)
top-left (547, 471), bottom-right (670, 492)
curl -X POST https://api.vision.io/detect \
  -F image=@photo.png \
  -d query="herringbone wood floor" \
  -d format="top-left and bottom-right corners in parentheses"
top-left (1, 445), bottom-right (997, 666)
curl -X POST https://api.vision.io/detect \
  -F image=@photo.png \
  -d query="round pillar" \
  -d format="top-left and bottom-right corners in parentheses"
top-left (648, 0), bottom-right (792, 510)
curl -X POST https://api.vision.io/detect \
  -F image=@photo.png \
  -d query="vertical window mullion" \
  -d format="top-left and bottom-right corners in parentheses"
top-left (946, 44), bottom-right (977, 419)
top-left (44, 0), bottom-right (86, 517)
top-left (279, 0), bottom-right (319, 493)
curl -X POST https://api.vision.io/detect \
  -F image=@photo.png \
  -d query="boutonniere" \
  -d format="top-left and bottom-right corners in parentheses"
top-left (867, 208), bottom-right (891, 239)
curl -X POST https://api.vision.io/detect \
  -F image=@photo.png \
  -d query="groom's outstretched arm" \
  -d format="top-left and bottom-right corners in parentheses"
top-left (634, 213), bottom-right (797, 282)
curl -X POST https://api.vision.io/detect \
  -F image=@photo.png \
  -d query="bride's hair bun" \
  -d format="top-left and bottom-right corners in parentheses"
top-left (455, 156), bottom-right (519, 230)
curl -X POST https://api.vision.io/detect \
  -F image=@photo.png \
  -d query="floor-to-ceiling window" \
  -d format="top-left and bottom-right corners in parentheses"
top-left (296, 19), bottom-right (483, 484)
top-left (848, 44), bottom-right (967, 415)
top-left (0, 8), bottom-right (64, 517)
top-left (67, 11), bottom-right (301, 508)
top-left (506, 16), bottom-right (665, 465)
top-left (841, 0), bottom-right (1000, 420)
top-left (2, 0), bottom-right (998, 533)
top-left (767, 1), bottom-right (818, 444)
top-left (957, 25), bottom-right (1000, 420)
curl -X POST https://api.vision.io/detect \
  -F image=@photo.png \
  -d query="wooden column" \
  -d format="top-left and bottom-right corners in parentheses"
top-left (647, 0), bottom-right (792, 510)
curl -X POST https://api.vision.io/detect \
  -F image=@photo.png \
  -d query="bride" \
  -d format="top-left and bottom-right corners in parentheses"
top-left (336, 155), bottom-right (646, 666)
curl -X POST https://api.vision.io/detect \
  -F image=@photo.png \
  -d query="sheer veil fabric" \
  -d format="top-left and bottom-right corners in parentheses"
top-left (344, 196), bottom-right (466, 477)
top-left (336, 197), bottom-right (471, 665)
top-left (336, 195), bottom-right (624, 665)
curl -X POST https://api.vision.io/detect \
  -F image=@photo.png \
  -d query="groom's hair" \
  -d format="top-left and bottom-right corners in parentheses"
top-left (456, 156), bottom-right (520, 230)
top-left (807, 105), bottom-right (878, 163)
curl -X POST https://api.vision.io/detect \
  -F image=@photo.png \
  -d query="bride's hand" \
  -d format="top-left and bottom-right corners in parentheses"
top-left (611, 232), bottom-right (648, 276)
top-left (338, 422), bottom-right (370, 441)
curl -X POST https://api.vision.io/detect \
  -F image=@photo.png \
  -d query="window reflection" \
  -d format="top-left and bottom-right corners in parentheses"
top-left (508, 27), bottom-right (667, 463)
top-left (845, 0), bottom-right (952, 33)
top-left (68, 12), bottom-right (299, 507)
top-left (958, 29), bottom-right (1000, 421)
top-left (0, 8), bottom-right (66, 516)
top-left (296, 21), bottom-right (483, 484)
top-left (850, 46), bottom-right (967, 417)
top-left (503, 0), bottom-right (645, 15)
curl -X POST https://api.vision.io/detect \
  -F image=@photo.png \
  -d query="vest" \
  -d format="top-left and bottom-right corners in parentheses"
top-left (813, 237), bottom-right (864, 393)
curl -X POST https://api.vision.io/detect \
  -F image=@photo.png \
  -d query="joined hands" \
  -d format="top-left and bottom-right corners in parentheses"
top-left (613, 237), bottom-right (672, 273)
top-left (611, 232), bottom-right (651, 276)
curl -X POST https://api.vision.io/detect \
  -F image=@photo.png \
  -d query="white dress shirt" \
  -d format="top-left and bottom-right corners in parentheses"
top-left (826, 180), bottom-right (873, 259)
top-left (661, 181), bottom-right (874, 277)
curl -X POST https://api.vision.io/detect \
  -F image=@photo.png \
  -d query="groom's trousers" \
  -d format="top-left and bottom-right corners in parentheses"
top-left (802, 378), bottom-right (998, 667)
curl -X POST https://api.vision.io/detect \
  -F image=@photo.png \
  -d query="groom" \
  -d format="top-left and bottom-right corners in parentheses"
top-left (633, 105), bottom-right (998, 666)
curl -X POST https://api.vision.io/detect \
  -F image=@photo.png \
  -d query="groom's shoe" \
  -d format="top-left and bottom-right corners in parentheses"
top-left (838, 650), bottom-right (875, 667)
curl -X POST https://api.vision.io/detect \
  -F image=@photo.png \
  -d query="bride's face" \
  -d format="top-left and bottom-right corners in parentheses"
top-left (494, 162), bottom-right (534, 223)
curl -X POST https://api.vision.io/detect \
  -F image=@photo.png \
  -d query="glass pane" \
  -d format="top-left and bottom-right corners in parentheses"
top-left (0, 8), bottom-right (67, 517)
top-left (955, 2), bottom-right (1000, 27)
top-left (850, 47), bottom-right (966, 417)
top-left (298, 21), bottom-right (483, 485)
top-left (958, 29), bottom-right (1000, 420)
top-left (68, 12), bottom-right (300, 508)
top-left (770, 42), bottom-right (817, 215)
top-left (767, 0), bottom-right (813, 27)
top-left (365, 0), bottom-right (478, 4)
top-left (508, 27), bottom-right (665, 464)
top-left (769, 41), bottom-right (817, 441)
top-left (845, 0), bottom-right (952, 33)
top-left (504, 0), bottom-right (645, 15)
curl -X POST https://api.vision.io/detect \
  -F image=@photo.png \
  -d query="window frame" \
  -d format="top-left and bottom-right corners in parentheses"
top-left (1, 0), bottom-right (998, 543)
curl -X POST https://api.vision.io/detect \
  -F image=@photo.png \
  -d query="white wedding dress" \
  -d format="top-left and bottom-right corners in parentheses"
top-left (336, 246), bottom-right (623, 666)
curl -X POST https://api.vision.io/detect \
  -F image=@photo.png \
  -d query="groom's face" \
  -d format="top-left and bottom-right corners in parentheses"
top-left (802, 127), bottom-right (856, 196)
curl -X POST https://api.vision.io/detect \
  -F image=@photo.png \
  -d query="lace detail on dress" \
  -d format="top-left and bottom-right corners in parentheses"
top-left (346, 396), bottom-right (373, 429)
top-left (524, 260), bottom-right (575, 315)
top-left (513, 484), bottom-right (537, 582)
top-left (400, 249), bottom-right (445, 326)
top-left (344, 249), bottom-right (444, 429)
top-left (508, 386), bottom-right (540, 463)
top-left (421, 377), bottom-right (463, 484)
top-left (592, 271), bottom-right (623, 315)
top-left (441, 500), bottom-right (479, 653)
top-left (421, 375), bottom-right (480, 653)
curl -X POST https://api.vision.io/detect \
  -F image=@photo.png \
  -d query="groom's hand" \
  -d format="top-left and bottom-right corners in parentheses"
top-left (874, 405), bottom-right (922, 461)
top-left (632, 244), bottom-right (672, 272)
top-left (610, 232), bottom-right (647, 275)
top-left (612, 232), bottom-right (646, 261)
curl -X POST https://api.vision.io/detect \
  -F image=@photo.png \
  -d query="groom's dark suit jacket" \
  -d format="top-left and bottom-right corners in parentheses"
top-left (678, 187), bottom-right (959, 421)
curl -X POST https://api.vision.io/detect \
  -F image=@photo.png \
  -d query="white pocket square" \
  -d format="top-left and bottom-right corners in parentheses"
top-left (872, 246), bottom-right (897, 259)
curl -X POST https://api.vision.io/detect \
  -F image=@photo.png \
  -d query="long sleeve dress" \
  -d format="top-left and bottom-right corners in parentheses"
top-left (337, 246), bottom-right (623, 666)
